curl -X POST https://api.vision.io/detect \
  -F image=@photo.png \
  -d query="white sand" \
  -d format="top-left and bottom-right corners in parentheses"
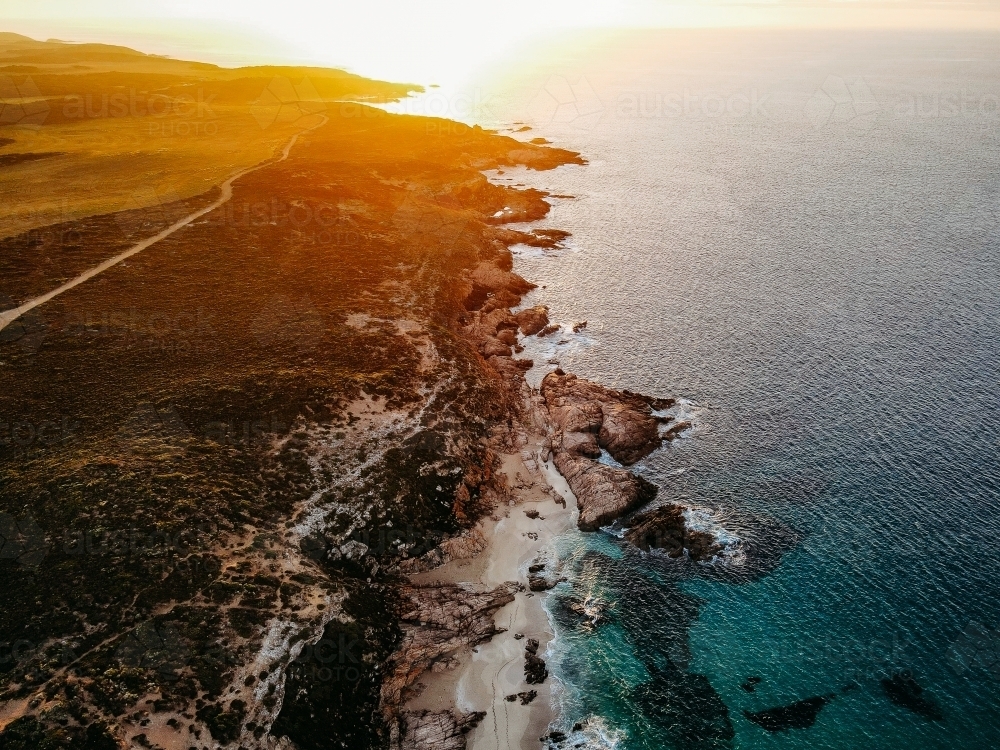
top-left (406, 437), bottom-right (577, 749)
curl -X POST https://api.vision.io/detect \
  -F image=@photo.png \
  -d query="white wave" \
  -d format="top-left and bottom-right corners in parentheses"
top-left (596, 449), bottom-right (623, 468)
top-left (559, 716), bottom-right (627, 749)
top-left (682, 506), bottom-right (747, 566)
top-left (654, 397), bottom-right (705, 439)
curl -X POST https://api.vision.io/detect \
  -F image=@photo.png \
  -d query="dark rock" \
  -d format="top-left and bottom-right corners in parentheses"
top-left (398, 710), bottom-right (486, 750)
top-left (541, 370), bottom-right (674, 465)
top-left (525, 509), bottom-right (540, 519)
top-left (741, 676), bottom-right (762, 693)
top-left (537, 323), bottom-right (560, 337)
top-left (631, 660), bottom-right (735, 748)
top-left (382, 582), bottom-right (519, 708)
top-left (881, 673), bottom-right (943, 721)
top-left (525, 639), bottom-right (548, 684)
top-left (743, 694), bottom-right (835, 732)
top-left (572, 321), bottom-right (587, 333)
top-left (518, 690), bottom-right (538, 705)
top-left (662, 420), bottom-right (692, 440)
top-left (564, 595), bottom-right (606, 628)
top-left (553, 452), bottom-right (658, 531)
top-left (514, 305), bottom-right (549, 335)
top-left (528, 575), bottom-right (557, 592)
top-left (531, 228), bottom-right (569, 245)
top-left (624, 504), bottom-right (722, 562)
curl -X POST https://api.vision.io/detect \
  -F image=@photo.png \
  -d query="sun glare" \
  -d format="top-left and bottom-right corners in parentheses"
top-left (2, 0), bottom-right (999, 85)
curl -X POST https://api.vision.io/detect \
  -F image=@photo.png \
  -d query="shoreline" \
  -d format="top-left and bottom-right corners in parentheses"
top-left (383, 133), bottom-right (699, 749)
top-left (403, 420), bottom-right (576, 749)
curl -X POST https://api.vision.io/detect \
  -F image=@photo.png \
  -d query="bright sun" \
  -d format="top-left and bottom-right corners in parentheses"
top-left (1, 0), bottom-right (999, 86)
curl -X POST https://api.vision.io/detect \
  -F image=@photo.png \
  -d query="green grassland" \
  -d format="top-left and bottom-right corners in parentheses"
top-left (0, 32), bottom-right (418, 240)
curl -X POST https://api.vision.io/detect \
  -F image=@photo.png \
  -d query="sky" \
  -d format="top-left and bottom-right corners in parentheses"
top-left (1, 1), bottom-right (999, 85)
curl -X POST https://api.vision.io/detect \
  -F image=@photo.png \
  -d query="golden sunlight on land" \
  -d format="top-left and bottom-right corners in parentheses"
top-left (0, 35), bottom-right (416, 238)
top-left (2, 1), bottom-right (999, 87)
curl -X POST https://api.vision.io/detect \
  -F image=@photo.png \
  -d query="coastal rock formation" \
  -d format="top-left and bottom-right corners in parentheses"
top-left (397, 529), bottom-right (489, 574)
top-left (382, 582), bottom-right (520, 707)
top-left (459, 275), bottom-right (540, 388)
top-left (541, 370), bottom-right (675, 465)
top-left (514, 305), bottom-right (550, 335)
top-left (552, 452), bottom-right (659, 531)
top-left (624, 504), bottom-right (723, 561)
top-left (563, 595), bottom-right (607, 629)
top-left (540, 370), bottom-right (682, 530)
top-left (527, 560), bottom-right (562, 591)
top-left (492, 228), bottom-right (570, 251)
top-left (396, 710), bottom-right (486, 750)
top-left (524, 638), bottom-right (548, 684)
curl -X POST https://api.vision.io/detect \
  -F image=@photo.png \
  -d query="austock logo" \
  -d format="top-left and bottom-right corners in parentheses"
top-left (805, 75), bottom-right (879, 131)
top-left (526, 75), bottom-right (604, 131)
top-left (288, 633), bottom-right (364, 683)
top-left (61, 522), bottom-right (216, 559)
top-left (114, 185), bottom-right (183, 236)
top-left (0, 75), bottom-right (49, 128)
top-left (0, 513), bottom-right (48, 569)
top-left (251, 77), bottom-right (325, 130)
top-left (116, 402), bottom-right (193, 459)
top-left (948, 622), bottom-right (1000, 680)
top-left (0, 417), bottom-right (79, 452)
top-left (116, 404), bottom-right (290, 457)
top-left (0, 294), bottom-right (48, 356)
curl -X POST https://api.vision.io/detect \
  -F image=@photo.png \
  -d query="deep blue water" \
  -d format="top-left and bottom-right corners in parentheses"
top-left (469, 29), bottom-right (1000, 749)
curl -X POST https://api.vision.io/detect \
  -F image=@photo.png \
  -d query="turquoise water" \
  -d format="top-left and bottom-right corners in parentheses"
top-left (474, 29), bottom-right (1000, 749)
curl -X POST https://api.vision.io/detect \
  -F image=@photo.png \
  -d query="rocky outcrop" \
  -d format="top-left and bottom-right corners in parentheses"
top-left (460, 270), bottom-right (537, 388)
top-left (541, 370), bottom-right (675, 465)
top-left (624, 504), bottom-right (722, 561)
top-left (524, 639), bottom-right (548, 684)
top-left (383, 582), bottom-right (518, 749)
top-left (514, 305), bottom-right (549, 336)
top-left (881, 673), bottom-right (943, 721)
top-left (397, 528), bottom-right (488, 574)
top-left (540, 370), bottom-right (686, 531)
top-left (396, 710), bottom-right (486, 750)
top-left (470, 261), bottom-right (535, 298)
top-left (492, 228), bottom-right (571, 250)
top-left (552, 451), bottom-right (658, 531)
top-left (527, 559), bottom-right (562, 591)
top-left (382, 582), bottom-right (519, 708)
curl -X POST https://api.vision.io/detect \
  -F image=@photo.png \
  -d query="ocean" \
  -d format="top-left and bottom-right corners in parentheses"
top-left (421, 29), bottom-right (1000, 749)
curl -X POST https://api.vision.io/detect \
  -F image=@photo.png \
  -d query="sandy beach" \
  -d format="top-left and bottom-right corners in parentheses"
top-left (405, 425), bottom-right (576, 750)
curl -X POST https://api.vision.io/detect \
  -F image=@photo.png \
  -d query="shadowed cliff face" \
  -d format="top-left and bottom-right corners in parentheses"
top-left (0, 52), bottom-right (582, 748)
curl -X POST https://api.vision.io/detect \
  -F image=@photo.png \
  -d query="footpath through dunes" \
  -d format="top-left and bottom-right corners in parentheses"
top-left (0, 114), bottom-right (329, 336)
top-left (0, 99), bottom-right (583, 750)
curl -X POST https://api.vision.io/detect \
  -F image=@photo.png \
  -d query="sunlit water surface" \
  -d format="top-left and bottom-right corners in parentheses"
top-left (446, 30), bottom-right (1000, 750)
